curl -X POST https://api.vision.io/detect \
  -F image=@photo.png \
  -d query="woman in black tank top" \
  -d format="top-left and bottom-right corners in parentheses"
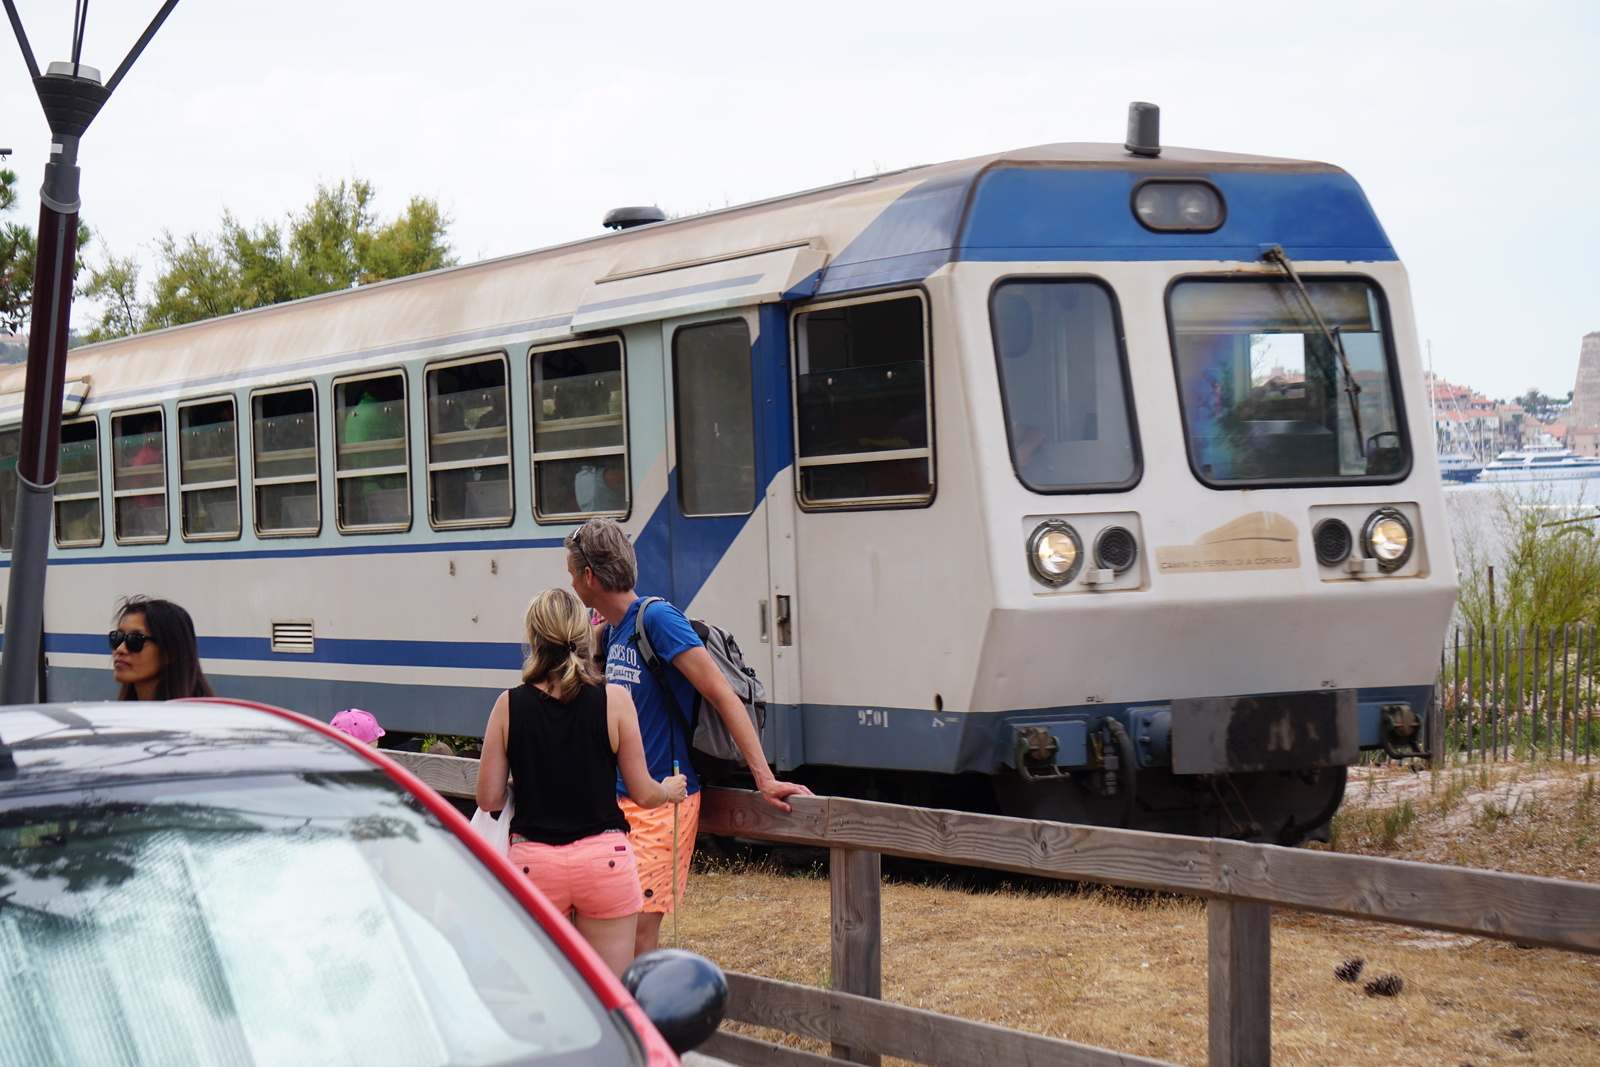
top-left (476, 588), bottom-right (686, 976)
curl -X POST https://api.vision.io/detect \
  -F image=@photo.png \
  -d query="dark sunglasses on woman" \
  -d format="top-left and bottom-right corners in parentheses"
top-left (108, 630), bottom-right (155, 653)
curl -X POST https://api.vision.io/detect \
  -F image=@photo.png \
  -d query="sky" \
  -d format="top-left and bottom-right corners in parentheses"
top-left (0, 0), bottom-right (1595, 402)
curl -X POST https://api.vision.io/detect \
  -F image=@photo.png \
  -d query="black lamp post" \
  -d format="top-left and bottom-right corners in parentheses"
top-left (0, 1), bottom-right (179, 706)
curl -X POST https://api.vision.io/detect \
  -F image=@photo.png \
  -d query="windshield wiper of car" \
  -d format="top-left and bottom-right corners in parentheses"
top-left (1260, 245), bottom-right (1365, 451)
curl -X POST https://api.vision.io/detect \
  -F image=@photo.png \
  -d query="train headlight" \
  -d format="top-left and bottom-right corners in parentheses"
top-left (1028, 520), bottom-right (1084, 587)
top-left (1131, 179), bottom-right (1225, 232)
top-left (1362, 508), bottom-right (1414, 572)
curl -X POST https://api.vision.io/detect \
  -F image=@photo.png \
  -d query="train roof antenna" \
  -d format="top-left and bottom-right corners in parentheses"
top-left (1125, 102), bottom-right (1160, 158)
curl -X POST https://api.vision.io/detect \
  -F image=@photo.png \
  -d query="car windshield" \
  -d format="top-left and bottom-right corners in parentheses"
top-left (0, 771), bottom-right (629, 1067)
top-left (1168, 278), bottom-right (1408, 484)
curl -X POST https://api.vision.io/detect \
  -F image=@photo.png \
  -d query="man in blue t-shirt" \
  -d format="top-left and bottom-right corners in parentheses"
top-left (565, 517), bottom-right (812, 956)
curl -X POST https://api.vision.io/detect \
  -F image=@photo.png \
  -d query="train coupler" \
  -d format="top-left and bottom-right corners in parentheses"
top-left (1014, 726), bottom-right (1072, 782)
top-left (1379, 702), bottom-right (1431, 760)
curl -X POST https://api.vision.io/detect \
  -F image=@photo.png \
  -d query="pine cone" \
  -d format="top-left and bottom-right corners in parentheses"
top-left (1334, 957), bottom-right (1365, 982)
top-left (1364, 973), bottom-right (1404, 997)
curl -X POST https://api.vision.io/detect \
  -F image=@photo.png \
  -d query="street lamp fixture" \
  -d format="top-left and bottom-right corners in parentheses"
top-left (0, 1), bottom-right (180, 706)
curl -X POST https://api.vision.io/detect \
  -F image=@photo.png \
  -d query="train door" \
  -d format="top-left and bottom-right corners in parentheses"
top-left (659, 307), bottom-right (801, 770)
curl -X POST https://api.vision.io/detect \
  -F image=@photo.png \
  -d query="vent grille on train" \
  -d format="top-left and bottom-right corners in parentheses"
top-left (271, 621), bottom-right (315, 654)
top-left (1313, 519), bottom-right (1353, 567)
top-left (1094, 526), bottom-right (1138, 573)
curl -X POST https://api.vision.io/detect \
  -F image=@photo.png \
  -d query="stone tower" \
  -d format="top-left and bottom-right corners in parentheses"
top-left (1566, 332), bottom-right (1600, 430)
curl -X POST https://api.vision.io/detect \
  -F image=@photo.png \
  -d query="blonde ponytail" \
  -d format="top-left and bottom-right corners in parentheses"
top-left (521, 588), bottom-right (602, 702)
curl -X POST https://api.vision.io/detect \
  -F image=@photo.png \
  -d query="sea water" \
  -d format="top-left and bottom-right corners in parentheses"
top-left (1442, 478), bottom-right (1600, 572)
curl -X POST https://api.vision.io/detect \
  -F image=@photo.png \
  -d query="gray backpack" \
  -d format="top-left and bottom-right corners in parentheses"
top-left (630, 597), bottom-right (766, 767)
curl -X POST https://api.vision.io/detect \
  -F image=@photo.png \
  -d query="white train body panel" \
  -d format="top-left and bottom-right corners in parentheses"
top-left (0, 140), bottom-right (1455, 836)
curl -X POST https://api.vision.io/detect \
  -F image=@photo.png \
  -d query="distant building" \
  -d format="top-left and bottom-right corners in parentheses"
top-left (1564, 332), bottom-right (1600, 435)
top-left (1428, 372), bottom-right (1500, 456)
top-left (1571, 429), bottom-right (1600, 457)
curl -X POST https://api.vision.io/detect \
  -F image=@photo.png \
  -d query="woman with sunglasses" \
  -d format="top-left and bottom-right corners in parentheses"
top-left (110, 596), bottom-right (215, 701)
top-left (476, 587), bottom-right (686, 977)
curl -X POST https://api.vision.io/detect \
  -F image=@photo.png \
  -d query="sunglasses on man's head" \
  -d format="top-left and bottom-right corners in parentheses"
top-left (108, 630), bottom-right (154, 653)
top-left (566, 523), bottom-right (596, 573)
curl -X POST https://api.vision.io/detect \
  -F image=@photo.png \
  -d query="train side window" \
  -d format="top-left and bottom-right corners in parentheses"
top-left (991, 279), bottom-right (1141, 492)
top-left (178, 398), bottom-right (241, 540)
top-left (426, 355), bottom-right (512, 528)
top-left (794, 294), bottom-right (933, 507)
top-left (672, 320), bottom-right (756, 517)
top-left (0, 428), bottom-right (18, 550)
top-left (530, 339), bottom-right (628, 521)
top-left (334, 373), bottom-right (410, 532)
top-left (55, 417), bottom-right (103, 546)
top-left (112, 408), bottom-right (168, 543)
top-left (252, 385), bottom-right (319, 536)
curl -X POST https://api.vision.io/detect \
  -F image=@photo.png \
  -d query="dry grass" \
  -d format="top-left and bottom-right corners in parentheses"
top-left (1320, 757), bottom-right (1600, 881)
top-left (671, 762), bottom-right (1600, 1066)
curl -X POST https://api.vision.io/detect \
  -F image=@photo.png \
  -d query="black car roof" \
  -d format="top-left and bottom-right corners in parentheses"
top-left (0, 701), bottom-right (376, 799)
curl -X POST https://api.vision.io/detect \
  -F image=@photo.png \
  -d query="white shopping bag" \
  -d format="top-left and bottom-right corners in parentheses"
top-left (468, 785), bottom-right (513, 856)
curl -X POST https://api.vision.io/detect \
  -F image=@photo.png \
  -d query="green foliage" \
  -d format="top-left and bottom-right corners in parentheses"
top-left (1380, 799), bottom-right (1416, 847)
top-left (0, 166), bottom-right (31, 334)
top-left (1513, 388), bottom-right (1564, 420)
top-left (1, 166), bottom-right (94, 336)
top-left (90, 177), bottom-right (456, 339)
top-left (144, 230), bottom-right (244, 329)
top-left (1456, 483), bottom-right (1600, 632)
top-left (80, 254), bottom-right (144, 342)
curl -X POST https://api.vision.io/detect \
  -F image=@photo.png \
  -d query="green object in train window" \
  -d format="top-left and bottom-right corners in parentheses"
top-left (335, 373), bottom-right (409, 532)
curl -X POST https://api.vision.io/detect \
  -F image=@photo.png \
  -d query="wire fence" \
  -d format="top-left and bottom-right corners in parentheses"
top-left (1436, 625), bottom-right (1599, 762)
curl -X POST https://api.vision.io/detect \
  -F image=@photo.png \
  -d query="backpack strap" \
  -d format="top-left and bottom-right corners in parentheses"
top-left (630, 597), bottom-right (695, 761)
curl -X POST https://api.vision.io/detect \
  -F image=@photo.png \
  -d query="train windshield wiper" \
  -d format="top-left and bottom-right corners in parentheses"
top-left (1260, 245), bottom-right (1365, 451)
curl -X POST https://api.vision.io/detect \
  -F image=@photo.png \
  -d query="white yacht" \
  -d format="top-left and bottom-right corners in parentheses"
top-left (1476, 444), bottom-right (1600, 482)
top-left (1437, 451), bottom-right (1485, 483)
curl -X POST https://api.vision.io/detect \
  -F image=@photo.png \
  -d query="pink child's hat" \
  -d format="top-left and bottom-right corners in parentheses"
top-left (330, 708), bottom-right (385, 744)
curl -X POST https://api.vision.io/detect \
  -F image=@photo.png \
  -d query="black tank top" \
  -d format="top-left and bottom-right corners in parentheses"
top-left (505, 681), bottom-right (630, 845)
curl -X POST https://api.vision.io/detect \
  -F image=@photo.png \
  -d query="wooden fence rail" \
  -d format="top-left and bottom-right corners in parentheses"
top-left (387, 752), bottom-right (1600, 1067)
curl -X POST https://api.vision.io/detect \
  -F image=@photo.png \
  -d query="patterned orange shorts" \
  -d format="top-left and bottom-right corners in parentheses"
top-left (617, 791), bottom-right (700, 914)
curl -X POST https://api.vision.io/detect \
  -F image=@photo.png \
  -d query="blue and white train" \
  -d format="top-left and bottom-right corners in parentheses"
top-left (0, 108), bottom-right (1456, 841)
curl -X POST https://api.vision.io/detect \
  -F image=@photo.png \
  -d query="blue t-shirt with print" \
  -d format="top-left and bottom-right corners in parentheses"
top-left (605, 597), bottom-right (703, 795)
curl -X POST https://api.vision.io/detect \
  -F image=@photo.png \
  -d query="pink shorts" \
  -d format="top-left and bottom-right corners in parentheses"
top-left (508, 830), bottom-right (643, 920)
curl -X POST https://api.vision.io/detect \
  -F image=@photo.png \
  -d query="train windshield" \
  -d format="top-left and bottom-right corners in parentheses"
top-left (1169, 278), bottom-right (1408, 485)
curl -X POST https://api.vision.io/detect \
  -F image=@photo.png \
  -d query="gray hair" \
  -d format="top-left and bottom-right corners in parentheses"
top-left (565, 517), bottom-right (636, 593)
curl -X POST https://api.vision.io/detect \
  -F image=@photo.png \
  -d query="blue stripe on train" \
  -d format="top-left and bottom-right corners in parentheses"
top-left (820, 167), bottom-right (1396, 294)
top-left (45, 631), bottom-right (525, 670)
top-left (38, 658), bottom-right (1433, 775)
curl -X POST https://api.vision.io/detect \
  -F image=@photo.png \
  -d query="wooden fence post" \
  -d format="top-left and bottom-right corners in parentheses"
top-left (1208, 899), bottom-right (1270, 1067)
top-left (830, 845), bottom-right (883, 1065)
